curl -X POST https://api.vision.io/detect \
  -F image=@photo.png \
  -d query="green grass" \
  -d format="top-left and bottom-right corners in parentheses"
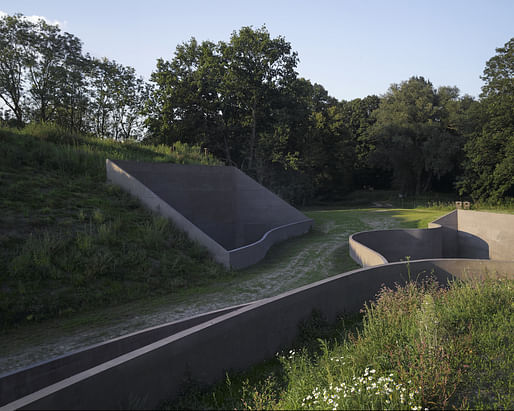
top-left (170, 276), bottom-right (513, 410)
top-left (0, 124), bottom-right (229, 328)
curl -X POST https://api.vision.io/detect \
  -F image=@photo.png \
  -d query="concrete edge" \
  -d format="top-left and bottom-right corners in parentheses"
top-left (228, 219), bottom-right (313, 269)
top-left (0, 303), bottom-right (252, 406)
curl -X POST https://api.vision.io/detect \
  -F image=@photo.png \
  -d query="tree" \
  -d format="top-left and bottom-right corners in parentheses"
top-left (458, 38), bottom-right (514, 201)
top-left (0, 14), bottom-right (32, 125)
top-left (89, 57), bottom-right (147, 140)
top-left (146, 25), bottom-right (299, 173)
top-left (368, 77), bottom-right (463, 194)
top-left (219, 26), bottom-right (298, 172)
top-left (145, 39), bottom-right (226, 148)
top-left (340, 95), bottom-right (382, 188)
top-left (24, 20), bottom-right (84, 123)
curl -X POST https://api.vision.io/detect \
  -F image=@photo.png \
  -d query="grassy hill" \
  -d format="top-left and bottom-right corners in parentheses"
top-left (0, 124), bottom-right (230, 328)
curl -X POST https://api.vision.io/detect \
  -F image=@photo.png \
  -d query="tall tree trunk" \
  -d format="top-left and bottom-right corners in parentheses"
top-left (248, 104), bottom-right (256, 171)
top-left (415, 168), bottom-right (422, 196)
top-left (422, 173), bottom-right (432, 193)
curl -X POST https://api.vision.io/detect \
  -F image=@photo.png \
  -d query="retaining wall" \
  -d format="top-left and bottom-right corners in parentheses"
top-left (106, 160), bottom-right (312, 269)
top-left (2, 210), bottom-right (513, 410)
top-left (5, 260), bottom-right (513, 410)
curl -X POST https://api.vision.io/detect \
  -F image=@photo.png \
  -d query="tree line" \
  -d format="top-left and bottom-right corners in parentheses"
top-left (1, 13), bottom-right (512, 202)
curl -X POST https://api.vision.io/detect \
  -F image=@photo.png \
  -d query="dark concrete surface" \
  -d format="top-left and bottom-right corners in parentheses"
top-left (0, 305), bottom-right (250, 407)
top-left (106, 159), bottom-right (313, 268)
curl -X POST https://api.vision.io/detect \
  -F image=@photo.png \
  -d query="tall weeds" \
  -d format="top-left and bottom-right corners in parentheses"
top-left (173, 276), bottom-right (513, 410)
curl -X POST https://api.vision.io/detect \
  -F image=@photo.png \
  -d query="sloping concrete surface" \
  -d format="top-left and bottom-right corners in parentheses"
top-left (106, 159), bottom-right (312, 268)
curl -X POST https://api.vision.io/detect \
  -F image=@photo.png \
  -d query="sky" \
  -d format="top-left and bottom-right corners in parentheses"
top-left (1, 0), bottom-right (513, 101)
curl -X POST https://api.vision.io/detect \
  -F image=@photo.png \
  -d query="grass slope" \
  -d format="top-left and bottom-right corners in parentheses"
top-left (0, 124), bottom-right (230, 328)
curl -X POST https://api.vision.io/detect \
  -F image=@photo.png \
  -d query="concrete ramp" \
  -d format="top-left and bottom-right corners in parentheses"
top-left (106, 159), bottom-right (312, 269)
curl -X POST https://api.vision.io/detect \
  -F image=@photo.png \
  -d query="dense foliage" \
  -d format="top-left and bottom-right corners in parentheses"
top-left (0, 13), bottom-right (512, 202)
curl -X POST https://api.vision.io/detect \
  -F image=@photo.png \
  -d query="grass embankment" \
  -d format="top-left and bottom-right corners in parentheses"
top-left (170, 276), bottom-right (513, 410)
top-left (0, 124), bottom-right (229, 329)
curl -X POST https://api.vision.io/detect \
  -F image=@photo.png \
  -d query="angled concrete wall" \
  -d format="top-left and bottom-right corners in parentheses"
top-left (455, 210), bottom-right (514, 260)
top-left (106, 160), bottom-right (312, 269)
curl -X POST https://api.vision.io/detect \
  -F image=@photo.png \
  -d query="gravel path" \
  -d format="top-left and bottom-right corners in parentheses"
top-left (0, 209), bottom-right (398, 375)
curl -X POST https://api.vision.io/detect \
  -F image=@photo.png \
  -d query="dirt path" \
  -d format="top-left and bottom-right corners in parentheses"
top-left (0, 209), bottom-right (399, 374)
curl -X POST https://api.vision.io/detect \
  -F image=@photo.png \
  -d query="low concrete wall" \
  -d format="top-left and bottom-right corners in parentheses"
top-left (0, 304), bottom-right (250, 407)
top-left (350, 209), bottom-right (514, 267)
top-left (3, 210), bottom-right (513, 410)
top-left (350, 226), bottom-right (444, 265)
top-left (106, 160), bottom-right (312, 269)
top-left (229, 220), bottom-right (312, 269)
top-left (349, 233), bottom-right (388, 267)
top-left (6, 260), bottom-right (513, 410)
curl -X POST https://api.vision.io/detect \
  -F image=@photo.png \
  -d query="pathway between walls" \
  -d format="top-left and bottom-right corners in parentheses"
top-left (0, 210), bottom-right (399, 375)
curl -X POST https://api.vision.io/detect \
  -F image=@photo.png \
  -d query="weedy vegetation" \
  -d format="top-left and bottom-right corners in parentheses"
top-left (168, 276), bottom-right (513, 410)
top-left (0, 123), bottom-right (228, 328)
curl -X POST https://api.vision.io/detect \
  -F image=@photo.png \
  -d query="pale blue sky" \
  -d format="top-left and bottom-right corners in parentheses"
top-left (2, 0), bottom-right (513, 100)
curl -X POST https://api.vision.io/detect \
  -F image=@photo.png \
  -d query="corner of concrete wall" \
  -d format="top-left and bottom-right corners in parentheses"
top-left (456, 210), bottom-right (514, 260)
top-left (429, 210), bottom-right (458, 258)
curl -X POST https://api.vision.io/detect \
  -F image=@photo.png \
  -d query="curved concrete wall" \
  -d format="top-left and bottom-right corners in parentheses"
top-left (350, 227), bottom-right (444, 266)
top-left (229, 220), bottom-right (312, 268)
top-left (106, 160), bottom-right (312, 269)
top-left (350, 210), bottom-right (514, 267)
top-left (453, 210), bottom-right (513, 260)
top-left (3, 259), bottom-right (513, 410)
top-left (2, 210), bottom-right (513, 410)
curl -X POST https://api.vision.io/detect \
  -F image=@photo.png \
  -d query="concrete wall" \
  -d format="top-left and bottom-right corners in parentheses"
top-left (456, 210), bottom-right (514, 260)
top-left (0, 304), bottom-right (249, 407)
top-left (5, 260), bottom-right (513, 410)
top-left (106, 160), bottom-right (230, 267)
top-left (350, 209), bottom-right (514, 267)
top-left (428, 210), bottom-right (459, 257)
top-left (106, 160), bottom-right (313, 269)
top-left (350, 227), bottom-right (444, 265)
top-left (3, 210), bottom-right (513, 410)
top-left (229, 220), bottom-right (312, 268)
